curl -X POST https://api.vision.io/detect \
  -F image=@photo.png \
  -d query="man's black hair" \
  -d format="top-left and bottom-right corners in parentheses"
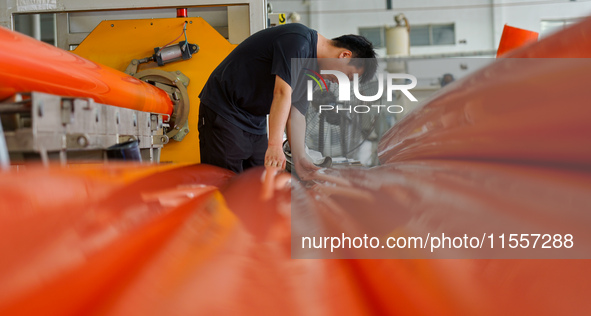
top-left (332, 34), bottom-right (378, 83)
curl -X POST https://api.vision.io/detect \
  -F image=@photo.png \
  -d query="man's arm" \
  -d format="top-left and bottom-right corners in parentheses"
top-left (265, 75), bottom-right (292, 168)
top-left (286, 106), bottom-right (320, 180)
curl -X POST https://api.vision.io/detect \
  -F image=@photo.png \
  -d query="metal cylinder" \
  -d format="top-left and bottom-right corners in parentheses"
top-left (0, 27), bottom-right (173, 115)
top-left (386, 25), bottom-right (409, 57)
top-left (385, 14), bottom-right (410, 73)
top-left (0, 119), bottom-right (9, 170)
top-left (386, 14), bottom-right (410, 57)
top-left (158, 45), bottom-right (183, 64)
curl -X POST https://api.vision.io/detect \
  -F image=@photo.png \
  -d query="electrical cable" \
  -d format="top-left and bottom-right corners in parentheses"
top-left (158, 21), bottom-right (188, 51)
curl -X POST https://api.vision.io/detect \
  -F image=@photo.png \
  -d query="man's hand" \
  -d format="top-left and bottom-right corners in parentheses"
top-left (265, 143), bottom-right (286, 169)
top-left (293, 155), bottom-right (320, 181)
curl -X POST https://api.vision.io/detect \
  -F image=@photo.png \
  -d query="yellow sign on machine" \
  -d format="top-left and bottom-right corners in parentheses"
top-left (73, 17), bottom-right (236, 164)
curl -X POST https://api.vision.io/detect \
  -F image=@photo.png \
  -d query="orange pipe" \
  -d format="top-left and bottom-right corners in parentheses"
top-left (0, 27), bottom-right (173, 115)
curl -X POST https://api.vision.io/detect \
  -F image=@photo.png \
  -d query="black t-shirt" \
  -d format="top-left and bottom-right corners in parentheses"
top-left (199, 23), bottom-right (318, 135)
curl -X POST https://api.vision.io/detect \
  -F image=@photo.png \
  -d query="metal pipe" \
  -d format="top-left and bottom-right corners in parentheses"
top-left (31, 14), bottom-right (41, 41)
top-left (0, 119), bottom-right (9, 171)
top-left (0, 103), bottom-right (30, 114)
top-left (0, 27), bottom-right (173, 115)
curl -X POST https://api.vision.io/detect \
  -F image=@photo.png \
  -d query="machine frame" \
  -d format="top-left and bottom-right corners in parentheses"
top-left (0, 0), bottom-right (267, 48)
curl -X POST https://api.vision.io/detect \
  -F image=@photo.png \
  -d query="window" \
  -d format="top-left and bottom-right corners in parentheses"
top-left (360, 23), bottom-right (455, 48)
top-left (540, 19), bottom-right (581, 37)
top-left (410, 24), bottom-right (455, 46)
top-left (359, 27), bottom-right (385, 48)
top-left (14, 13), bottom-right (56, 46)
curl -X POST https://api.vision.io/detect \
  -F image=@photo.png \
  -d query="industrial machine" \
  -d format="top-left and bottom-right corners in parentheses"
top-left (0, 1), bottom-right (266, 165)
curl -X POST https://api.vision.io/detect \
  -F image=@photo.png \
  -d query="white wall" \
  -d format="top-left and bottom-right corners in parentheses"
top-left (270, 0), bottom-right (591, 56)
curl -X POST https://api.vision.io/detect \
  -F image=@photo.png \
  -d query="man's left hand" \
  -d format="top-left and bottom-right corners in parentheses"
top-left (264, 143), bottom-right (286, 169)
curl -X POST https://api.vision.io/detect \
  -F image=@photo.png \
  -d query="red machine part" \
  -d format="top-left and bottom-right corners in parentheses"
top-left (0, 27), bottom-right (173, 115)
top-left (176, 8), bottom-right (188, 18)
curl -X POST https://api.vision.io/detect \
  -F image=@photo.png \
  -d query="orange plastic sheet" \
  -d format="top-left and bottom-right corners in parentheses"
top-left (1, 164), bottom-right (590, 315)
top-left (0, 163), bottom-right (234, 315)
top-left (378, 17), bottom-right (591, 168)
top-left (290, 161), bottom-right (591, 314)
top-left (0, 27), bottom-right (173, 115)
top-left (503, 17), bottom-right (591, 58)
top-left (496, 25), bottom-right (538, 57)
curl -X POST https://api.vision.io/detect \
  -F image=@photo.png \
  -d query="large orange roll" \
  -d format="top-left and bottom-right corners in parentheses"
top-left (378, 17), bottom-right (591, 168)
top-left (0, 27), bottom-right (173, 115)
top-left (503, 17), bottom-right (591, 58)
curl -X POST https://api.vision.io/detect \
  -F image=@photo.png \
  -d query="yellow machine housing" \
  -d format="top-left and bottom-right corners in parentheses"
top-left (74, 17), bottom-right (235, 164)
